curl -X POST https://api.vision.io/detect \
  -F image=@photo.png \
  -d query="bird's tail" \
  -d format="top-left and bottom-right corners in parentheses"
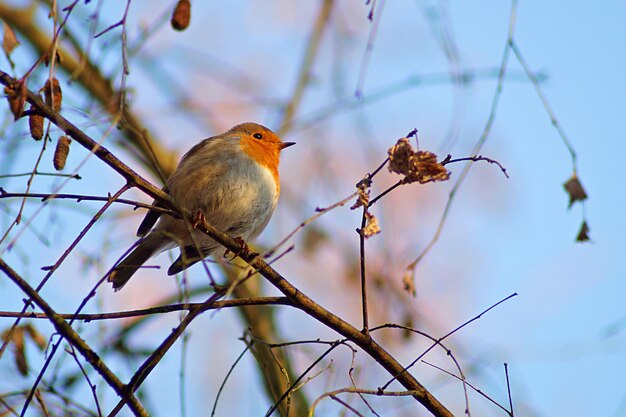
top-left (108, 236), bottom-right (162, 291)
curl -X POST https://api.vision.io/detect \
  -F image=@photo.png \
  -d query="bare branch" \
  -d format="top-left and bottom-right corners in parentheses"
top-left (0, 259), bottom-right (148, 417)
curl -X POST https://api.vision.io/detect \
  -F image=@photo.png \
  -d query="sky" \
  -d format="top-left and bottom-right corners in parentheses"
top-left (1, 1), bottom-right (625, 416)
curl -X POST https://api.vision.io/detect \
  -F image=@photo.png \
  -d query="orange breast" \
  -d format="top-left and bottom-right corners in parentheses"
top-left (240, 136), bottom-right (281, 193)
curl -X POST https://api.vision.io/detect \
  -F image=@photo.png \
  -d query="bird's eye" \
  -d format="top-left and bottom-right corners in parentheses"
top-left (253, 133), bottom-right (263, 139)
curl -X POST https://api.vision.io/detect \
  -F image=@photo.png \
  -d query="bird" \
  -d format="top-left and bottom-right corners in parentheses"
top-left (108, 122), bottom-right (294, 291)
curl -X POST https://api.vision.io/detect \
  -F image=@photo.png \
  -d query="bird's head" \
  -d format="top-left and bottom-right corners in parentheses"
top-left (234, 123), bottom-right (294, 186)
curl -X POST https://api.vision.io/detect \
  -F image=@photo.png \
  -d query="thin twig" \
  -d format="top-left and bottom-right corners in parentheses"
top-left (509, 41), bottom-right (577, 172)
top-left (0, 191), bottom-right (175, 217)
top-left (370, 323), bottom-right (470, 414)
top-left (0, 186), bottom-right (130, 374)
top-left (66, 346), bottom-right (103, 417)
top-left (358, 208), bottom-right (369, 333)
top-left (266, 340), bottom-right (343, 417)
top-left (0, 69), bottom-right (454, 417)
top-left (440, 154), bottom-right (509, 178)
top-left (330, 395), bottom-right (365, 417)
top-left (380, 293), bottom-right (518, 391)
top-left (406, 0), bottom-right (519, 273)
top-left (422, 360), bottom-right (510, 415)
top-left (0, 259), bottom-right (148, 417)
top-left (264, 191), bottom-right (358, 257)
top-left (355, 0), bottom-right (387, 99)
top-left (309, 387), bottom-right (427, 417)
top-left (0, 297), bottom-right (293, 320)
top-left (504, 363), bottom-right (514, 416)
top-left (0, 171), bottom-right (81, 180)
top-left (18, 188), bottom-right (131, 415)
top-left (108, 291), bottom-right (226, 417)
top-left (211, 339), bottom-right (251, 417)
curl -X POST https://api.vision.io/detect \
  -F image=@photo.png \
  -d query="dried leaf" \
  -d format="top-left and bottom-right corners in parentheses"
top-left (388, 138), bottom-right (450, 184)
top-left (1, 327), bottom-right (28, 376)
top-left (23, 324), bottom-right (47, 351)
top-left (43, 77), bottom-right (62, 112)
top-left (2, 20), bottom-right (20, 56)
top-left (12, 328), bottom-right (27, 376)
top-left (361, 212), bottom-right (380, 238)
top-left (350, 185), bottom-right (370, 210)
top-left (576, 221), bottom-right (591, 243)
top-left (171, 0), bottom-right (191, 31)
top-left (402, 270), bottom-right (416, 297)
top-left (53, 136), bottom-right (71, 171)
top-left (5, 80), bottom-right (26, 120)
top-left (563, 174), bottom-right (588, 208)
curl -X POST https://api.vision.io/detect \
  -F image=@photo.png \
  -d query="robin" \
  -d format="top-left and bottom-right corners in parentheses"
top-left (108, 122), bottom-right (294, 290)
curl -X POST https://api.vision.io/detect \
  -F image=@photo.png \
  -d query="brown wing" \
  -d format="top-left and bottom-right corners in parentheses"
top-left (136, 135), bottom-right (224, 237)
top-left (136, 186), bottom-right (168, 237)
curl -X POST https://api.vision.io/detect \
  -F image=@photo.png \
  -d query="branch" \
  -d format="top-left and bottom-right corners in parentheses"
top-left (0, 297), bottom-right (294, 321)
top-left (0, 3), bottom-right (178, 177)
top-left (0, 70), bottom-right (452, 417)
top-left (0, 190), bottom-right (175, 216)
top-left (0, 259), bottom-right (148, 417)
top-left (406, 0), bottom-right (520, 272)
top-left (108, 292), bottom-right (226, 416)
top-left (440, 154), bottom-right (509, 178)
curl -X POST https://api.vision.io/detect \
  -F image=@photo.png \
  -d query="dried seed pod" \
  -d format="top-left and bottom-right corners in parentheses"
top-left (28, 104), bottom-right (44, 141)
top-left (171, 0), bottom-right (191, 31)
top-left (43, 77), bottom-right (62, 112)
top-left (53, 136), bottom-right (71, 171)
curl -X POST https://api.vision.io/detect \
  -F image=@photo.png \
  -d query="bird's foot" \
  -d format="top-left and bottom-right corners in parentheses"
top-left (191, 209), bottom-right (206, 229)
top-left (223, 237), bottom-right (258, 260)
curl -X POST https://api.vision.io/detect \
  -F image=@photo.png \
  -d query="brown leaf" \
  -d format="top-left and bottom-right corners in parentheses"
top-left (402, 269), bottom-right (416, 297)
top-left (5, 80), bottom-right (26, 120)
top-left (350, 184), bottom-right (370, 210)
top-left (361, 212), bottom-right (381, 238)
top-left (12, 328), bottom-right (27, 376)
top-left (576, 221), bottom-right (591, 243)
top-left (23, 324), bottom-right (47, 351)
top-left (2, 20), bottom-right (20, 56)
top-left (388, 138), bottom-right (450, 184)
top-left (1, 326), bottom-right (28, 376)
top-left (171, 0), bottom-right (191, 31)
top-left (563, 174), bottom-right (588, 208)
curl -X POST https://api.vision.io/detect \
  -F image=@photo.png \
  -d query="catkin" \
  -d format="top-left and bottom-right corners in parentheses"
top-left (28, 104), bottom-right (44, 141)
top-left (53, 136), bottom-right (71, 171)
top-left (43, 78), bottom-right (62, 112)
top-left (171, 0), bottom-right (191, 31)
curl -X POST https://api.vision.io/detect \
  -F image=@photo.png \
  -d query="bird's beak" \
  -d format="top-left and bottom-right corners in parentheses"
top-left (280, 142), bottom-right (296, 150)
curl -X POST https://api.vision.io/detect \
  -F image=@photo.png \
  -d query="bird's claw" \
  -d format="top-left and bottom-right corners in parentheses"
top-left (192, 209), bottom-right (206, 229)
top-left (223, 237), bottom-right (258, 260)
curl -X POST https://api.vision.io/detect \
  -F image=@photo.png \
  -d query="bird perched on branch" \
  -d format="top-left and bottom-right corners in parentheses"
top-left (108, 122), bottom-right (294, 290)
